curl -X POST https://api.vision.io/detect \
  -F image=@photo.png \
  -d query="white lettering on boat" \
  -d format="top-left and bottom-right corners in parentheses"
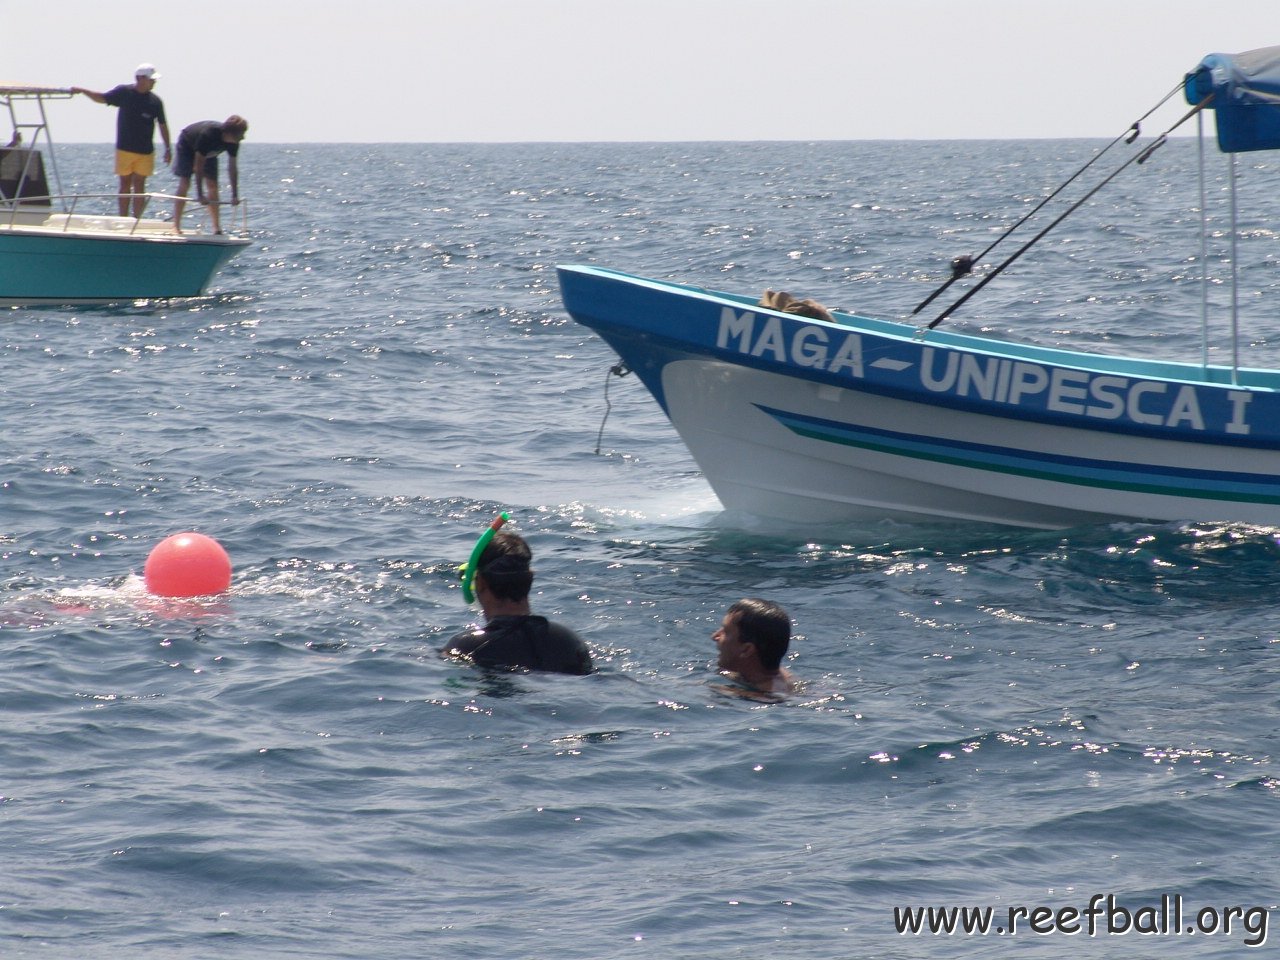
top-left (1048, 368), bottom-right (1090, 412)
top-left (1086, 376), bottom-right (1127, 420)
top-left (750, 316), bottom-right (788, 362)
top-left (918, 348), bottom-right (1223, 432)
top-left (1227, 391), bottom-right (1253, 435)
top-left (793, 326), bottom-right (828, 368)
top-left (716, 308), bottom-right (1251, 435)
top-left (717, 308), bottom-right (756, 353)
top-left (1127, 381), bottom-right (1167, 425)
top-left (718, 307), bottom-right (864, 377)
top-left (1167, 386), bottom-right (1206, 430)
top-left (1008, 362), bottom-right (1049, 404)
top-left (828, 335), bottom-right (864, 376)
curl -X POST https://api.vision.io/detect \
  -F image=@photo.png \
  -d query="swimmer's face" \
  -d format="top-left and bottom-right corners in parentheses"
top-left (713, 611), bottom-right (755, 673)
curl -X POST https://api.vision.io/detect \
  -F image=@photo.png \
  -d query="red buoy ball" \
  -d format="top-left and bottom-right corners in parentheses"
top-left (144, 532), bottom-right (232, 598)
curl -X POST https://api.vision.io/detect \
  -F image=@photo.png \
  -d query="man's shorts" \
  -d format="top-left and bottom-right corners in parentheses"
top-left (172, 145), bottom-right (219, 180)
top-left (115, 149), bottom-right (155, 178)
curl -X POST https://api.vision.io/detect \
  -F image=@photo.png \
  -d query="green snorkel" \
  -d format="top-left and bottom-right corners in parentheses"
top-left (460, 512), bottom-right (510, 604)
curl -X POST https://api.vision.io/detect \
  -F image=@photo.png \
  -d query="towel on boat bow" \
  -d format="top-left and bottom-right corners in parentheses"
top-left (758, 289), bottom-right (834, 322)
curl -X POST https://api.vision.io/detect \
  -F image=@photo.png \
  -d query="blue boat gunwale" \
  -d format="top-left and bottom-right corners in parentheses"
top-left (559, 263), bottom-right (1280, 393)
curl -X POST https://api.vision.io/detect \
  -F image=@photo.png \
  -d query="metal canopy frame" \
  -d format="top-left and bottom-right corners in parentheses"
top-left (0, 86), bottom-right (73, 209)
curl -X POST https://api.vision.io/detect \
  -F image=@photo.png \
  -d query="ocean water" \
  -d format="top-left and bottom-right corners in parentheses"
top-left (3, 139), bottom-right (1280, 959)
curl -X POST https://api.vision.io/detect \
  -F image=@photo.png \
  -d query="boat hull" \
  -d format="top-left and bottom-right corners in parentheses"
top-left (0, 220), bottom-right (249, 303)
top-left (558, 264), bottom-right (1280, 529)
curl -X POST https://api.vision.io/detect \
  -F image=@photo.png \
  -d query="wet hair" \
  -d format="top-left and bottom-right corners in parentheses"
top-left (223, 115), bottom-right (249, 137)
top-left (476, 531), bottom-right (534, 601)
top-left (728, 598), bottom-right (791, 672)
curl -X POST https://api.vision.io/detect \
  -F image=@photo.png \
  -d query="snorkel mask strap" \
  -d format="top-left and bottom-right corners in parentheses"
top-left (460, 512), bottom-right (510, 604)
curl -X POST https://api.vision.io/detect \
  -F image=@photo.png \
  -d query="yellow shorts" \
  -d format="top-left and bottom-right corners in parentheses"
top-left (115, 149), bottom-right (155, 178)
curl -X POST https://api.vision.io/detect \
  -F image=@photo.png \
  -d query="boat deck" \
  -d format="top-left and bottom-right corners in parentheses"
top-left (2, 194), bottom-right (247, 243)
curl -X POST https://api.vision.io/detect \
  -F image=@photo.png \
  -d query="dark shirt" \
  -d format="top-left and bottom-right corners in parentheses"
top-left (103, 85), bottom-right (166, 154)
top-left (176, 121), bottom-right (241, 160)
top-left (443, 615), bottom-right (593, 675)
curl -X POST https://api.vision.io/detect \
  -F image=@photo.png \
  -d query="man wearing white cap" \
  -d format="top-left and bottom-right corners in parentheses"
top-left (71, 64), bottom-right (172, 218)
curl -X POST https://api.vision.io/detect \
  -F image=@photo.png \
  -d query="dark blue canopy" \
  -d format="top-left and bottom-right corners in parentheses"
top-left (1185, 45), bottom-right (1280, 152)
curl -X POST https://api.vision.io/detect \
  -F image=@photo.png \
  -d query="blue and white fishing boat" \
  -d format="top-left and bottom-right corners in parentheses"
top-left (0, 86), bottom-right (249, 305)
top-left (559, 47), bottom-right (1280, 529)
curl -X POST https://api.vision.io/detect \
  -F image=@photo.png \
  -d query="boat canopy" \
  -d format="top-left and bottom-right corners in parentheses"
top-left (1185, 45), bottom-right (1280, 153)
top-left (0, 85), bottom-right (73, 96)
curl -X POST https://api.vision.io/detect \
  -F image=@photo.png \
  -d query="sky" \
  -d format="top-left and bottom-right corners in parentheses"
top-left (5, 0), bottom-right (1279, 143)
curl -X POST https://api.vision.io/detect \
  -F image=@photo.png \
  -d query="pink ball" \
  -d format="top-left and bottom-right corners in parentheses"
top-left (144, 532), bottom-right (232, 597)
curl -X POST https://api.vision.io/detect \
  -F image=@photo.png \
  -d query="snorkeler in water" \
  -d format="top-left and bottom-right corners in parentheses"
top-left (442, 522), bottom-right (592, 676)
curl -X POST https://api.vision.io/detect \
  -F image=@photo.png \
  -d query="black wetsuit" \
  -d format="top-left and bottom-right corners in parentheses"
top-left (443, 615), bottom-right (593, 675)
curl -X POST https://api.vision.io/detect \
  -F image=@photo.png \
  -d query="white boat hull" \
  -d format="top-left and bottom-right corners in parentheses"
top-left (662, 358), bottom-right (1274, 528)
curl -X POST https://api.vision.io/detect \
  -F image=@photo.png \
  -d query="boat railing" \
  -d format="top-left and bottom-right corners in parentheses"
top-left (1, 192), bottom-right (249, 236)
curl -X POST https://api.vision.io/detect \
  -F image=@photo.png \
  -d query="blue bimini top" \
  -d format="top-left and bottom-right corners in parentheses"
top-left (1185, 45), bottom-right (1280, 153)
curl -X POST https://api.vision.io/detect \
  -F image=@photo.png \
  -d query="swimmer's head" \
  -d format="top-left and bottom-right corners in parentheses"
top-left (474, 531), bottom-right (533, 602)
top-left (724, 598), bottom-right (791, 672)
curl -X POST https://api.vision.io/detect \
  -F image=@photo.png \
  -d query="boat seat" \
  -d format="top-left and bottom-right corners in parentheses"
top-left (0, 147), bottom-right (52, 206)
